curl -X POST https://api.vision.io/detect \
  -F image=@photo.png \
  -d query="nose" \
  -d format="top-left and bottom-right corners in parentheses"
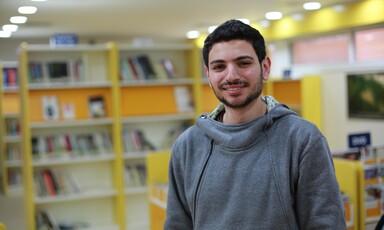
top-left (225, 64), bottom-right (239, 82)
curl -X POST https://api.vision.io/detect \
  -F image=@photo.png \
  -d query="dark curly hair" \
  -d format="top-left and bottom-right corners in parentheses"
top-left (202, 19), bottom-right (267, 67)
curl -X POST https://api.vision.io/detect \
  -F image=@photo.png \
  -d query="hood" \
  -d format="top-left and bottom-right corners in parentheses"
top-left (196, 100), bottom-right (296, 150)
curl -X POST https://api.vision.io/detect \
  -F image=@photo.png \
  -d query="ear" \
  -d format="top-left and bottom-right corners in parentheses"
top-left (261, 57), bottom-right (271, 82)
top-left (204, 65), bottom-right (213, 88)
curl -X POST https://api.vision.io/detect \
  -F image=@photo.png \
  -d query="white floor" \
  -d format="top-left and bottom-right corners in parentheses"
top-left (0, 191), bottom-right (26, 230)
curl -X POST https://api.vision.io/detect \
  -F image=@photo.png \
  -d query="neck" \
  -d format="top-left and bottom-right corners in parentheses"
top-left (222, 98), bottom-right (267, 124)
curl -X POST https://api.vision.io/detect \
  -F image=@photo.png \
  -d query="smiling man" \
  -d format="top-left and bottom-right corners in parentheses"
top-left (164, 19), bottom-right (346, 230)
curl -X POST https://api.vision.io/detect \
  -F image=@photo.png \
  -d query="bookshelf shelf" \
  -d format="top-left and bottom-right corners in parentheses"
top-left (6, 160), bottom-right (22, 168)
top-left (33, 154), bottom-right (115, 167)
top-left (28, 81), bottom-right (111, 90)
top-left (34, 188), bottom-right (117, 204)
top-left (120, 78), bottom-right (194, 86)
top-left (30, 118), bottom-right (114, 129)
top-left (125, 186), bottom-right (147, 195)
top-left (121, 112), bottom-right (195, 123)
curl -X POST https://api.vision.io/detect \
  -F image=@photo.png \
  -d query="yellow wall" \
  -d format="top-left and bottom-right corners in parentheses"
top-left (258, 0), bottom-right (384, 41)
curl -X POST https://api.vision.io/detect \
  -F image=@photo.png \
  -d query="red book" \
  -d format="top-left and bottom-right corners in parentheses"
top-left (42, 171), bottom-right (56, 196)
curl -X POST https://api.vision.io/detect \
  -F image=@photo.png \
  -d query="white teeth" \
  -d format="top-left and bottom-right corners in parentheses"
top-left (227, 87), bottom-right (241, 91)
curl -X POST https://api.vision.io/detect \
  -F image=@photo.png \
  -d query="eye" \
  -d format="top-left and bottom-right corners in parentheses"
top-left (211, 64), bottom-right (225, 71)
top-left (238, 61), bottom-right (252, 68)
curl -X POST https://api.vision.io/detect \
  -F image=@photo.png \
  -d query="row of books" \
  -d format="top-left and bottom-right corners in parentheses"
top-left (36, 209), bottom-right (89, 230)
top-left (7, 168), bottom-right (22, 186)
top-left (5, 119), bottom-right (20, 136)
top-left (31, 132), bottom-right (113, 160)
top-left (34, 169), bottom-right (81, 197)
top-left (28, 60), bottom-right (85, 83)
top-left (2, 67), bottom-right (18, 88)
top-left (124, 163), bottom-right (147, 187)
top-left (6, 145), bottom-right (21, 162)
top-left (119, 55), bottom-right (178, 81)
top-left (122, 128), bottom-right (156, 152)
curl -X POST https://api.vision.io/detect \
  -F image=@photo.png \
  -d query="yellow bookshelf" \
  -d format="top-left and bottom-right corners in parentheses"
top-left (265, 76), bottom-right (322, 131)
top-left (117, 43), bottom-right (200, 229)
top-left (18, 42), bottom-right (126, 230)
top-left (0, 61), bottom-right (22, 196)
top-left (146, 151), bottom-right (171, 230)
top-left (334, 158), bottom-right (365, 230)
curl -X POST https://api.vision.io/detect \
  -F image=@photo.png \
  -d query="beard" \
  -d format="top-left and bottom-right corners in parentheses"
top-left (212, 72), bottom-right (264, 109)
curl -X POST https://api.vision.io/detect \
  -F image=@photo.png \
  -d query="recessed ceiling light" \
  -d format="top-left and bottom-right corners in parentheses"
top-left (186, 30), bottom-right (200, 39)
top-left (2, 24), bottom-right (19, 32)
top-left (265, 11), bottom-right (283, 20)
top-left (0, 30), bottom-right (12, 38)
top-left (10, 16), bottom-right (28, 24)
top-left (18, 6), bottom-right (38, 14)
top-left (303, 2), bottom-right (321, 10)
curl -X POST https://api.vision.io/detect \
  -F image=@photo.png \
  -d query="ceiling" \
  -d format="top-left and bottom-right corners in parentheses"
top-left (0, 0), bottom-right (360, 43)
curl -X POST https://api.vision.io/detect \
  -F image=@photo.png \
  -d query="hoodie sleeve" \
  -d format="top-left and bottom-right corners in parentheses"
top-left (164, 135), bottom-right (193, 230)
top-left (296, 135), bottom-right (347, 229)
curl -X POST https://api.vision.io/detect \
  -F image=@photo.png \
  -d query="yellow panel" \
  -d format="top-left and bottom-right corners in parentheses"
top-left (147, 151), bottom-right (171, 230)
top-left (29, 88), bottom-right (112, 121)
top-left (272, 80), bottom-right (301, 107)
top-left (2, 92), bottom-right (19, 114)
top-left (146, 151), bottom-right (171, 184)
top-left (301, 76), bottom-right (322, 130)
top-left (121, 86), bottom-right (179, 116)
top-left (202, 84), bottom-right (219, 113)
top-left (334, 158), bottom-right (365, 230)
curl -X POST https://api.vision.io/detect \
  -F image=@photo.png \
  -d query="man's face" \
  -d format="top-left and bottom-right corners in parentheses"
top-left (205, 40), bottom-right (270, 109)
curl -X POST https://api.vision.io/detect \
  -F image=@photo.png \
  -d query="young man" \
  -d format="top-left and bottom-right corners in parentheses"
top-left (164, 19), bottom-right (346, 229)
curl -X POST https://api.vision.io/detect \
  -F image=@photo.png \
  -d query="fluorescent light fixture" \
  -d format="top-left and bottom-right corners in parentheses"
top-left (265, 11), bottom-right (283, 20)
top-left (208, 26), bottom-right (218, 33)
top-left (291, 13), bottom-right (304, 21)
top-left (10, 16), bottom-right (28, 24)
top-left (303, 2), bottom-right (321, 10)
top-left (0, 30), bottom-right (12, 38)
top-left (186, 30), bottom-right (200, 39)
top-left (18, 6), bottom-right (38, 14)
top-left (332, 4), bottom-right (345, 12)
top-left (2, 24), bottom-right (19, 32)
top-left (238, 18), bottom-right (250, 25)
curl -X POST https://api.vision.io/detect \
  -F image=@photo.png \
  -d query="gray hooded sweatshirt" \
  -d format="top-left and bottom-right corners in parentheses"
top-left (165, 96), bottom-right (346, 230)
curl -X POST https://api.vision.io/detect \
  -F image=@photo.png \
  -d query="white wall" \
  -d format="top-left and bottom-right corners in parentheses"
top-left (269, 40), bottom-right (384, 150)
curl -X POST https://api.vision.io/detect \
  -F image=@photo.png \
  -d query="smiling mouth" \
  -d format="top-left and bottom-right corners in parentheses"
top-left (220, 80), bottom-right (248, 91)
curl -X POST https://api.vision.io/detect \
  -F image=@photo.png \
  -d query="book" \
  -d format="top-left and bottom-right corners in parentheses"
top-left (88, 95), bottom-right (106, 118)
top-left (62, 102), bottom-right (75, 120)
top-left (174, 86), bottom-right (194, 112)
top-left (47, 61), bottom-right (69, 82)
top-left (42, 95), bottom-right (60, 120)
top-left (135, 55), bottom-right (156, 79)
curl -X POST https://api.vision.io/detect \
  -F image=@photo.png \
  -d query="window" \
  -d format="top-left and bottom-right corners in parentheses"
top-left (355, 28), bottom-right (384, 61)
top-left (292, 34), bottom-right (350, 64)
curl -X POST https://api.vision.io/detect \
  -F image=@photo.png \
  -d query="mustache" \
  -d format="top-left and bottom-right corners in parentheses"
top-left (219, 79), bottom-right (248, 88)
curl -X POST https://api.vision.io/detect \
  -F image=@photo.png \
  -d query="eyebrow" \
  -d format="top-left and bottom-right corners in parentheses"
top-left (209, 55), bottom-right (255, 66)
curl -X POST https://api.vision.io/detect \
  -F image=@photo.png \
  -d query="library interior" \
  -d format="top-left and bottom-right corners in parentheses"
top-left (0, 0), bottom-right (384, 229)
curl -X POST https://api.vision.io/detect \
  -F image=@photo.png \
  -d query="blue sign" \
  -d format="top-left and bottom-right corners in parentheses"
top-left (50, 34), bottom-right (78, 47)
top-left (348, 132), bottom-right (371, 148)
